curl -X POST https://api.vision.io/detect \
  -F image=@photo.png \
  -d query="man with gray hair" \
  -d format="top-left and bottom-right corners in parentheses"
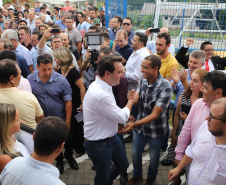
top-left (171, 50), bottom-right (206, 107)
top-left (0, 38), bottom-right (30, 78)
top-left (39, 13), bottom-right (46, 23)
top-left (1, 29), bottom-right (33, 73)
top-left (55, 11), bottom-right (68, 31)
top-left (3, 19), bottom-right (10, 30)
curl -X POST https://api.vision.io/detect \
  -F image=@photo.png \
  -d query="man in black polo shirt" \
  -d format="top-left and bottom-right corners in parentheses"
top-left (112, 30), bottom-right (133, 66)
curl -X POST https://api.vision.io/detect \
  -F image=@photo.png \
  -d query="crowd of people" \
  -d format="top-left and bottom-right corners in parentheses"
top-left (0, 1), bottom-right (226, 185)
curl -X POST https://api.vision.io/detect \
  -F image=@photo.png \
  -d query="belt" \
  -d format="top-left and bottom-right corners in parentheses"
top-left (85, 136), bottom-right (114, 143)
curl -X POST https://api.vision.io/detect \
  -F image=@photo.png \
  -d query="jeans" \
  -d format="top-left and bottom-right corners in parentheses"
top-left (161, 107), bottom-right (170, 151)
top-left (186, 163), bottom-right (191, 185)
top-left (84, 135), bottom-right (129, 185)
top-left (162, 124), bottom-right (169, 151)
top-left (132, 130), bottom-right (165, 181)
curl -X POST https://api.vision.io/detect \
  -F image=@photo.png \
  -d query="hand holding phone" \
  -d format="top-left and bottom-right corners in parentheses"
top-left (149, 28), bottom-right (160, 33)
top-left (50, 28), bottom-right (60, 33)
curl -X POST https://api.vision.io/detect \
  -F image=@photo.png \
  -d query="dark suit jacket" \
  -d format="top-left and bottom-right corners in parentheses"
top-left (175, 46), bottom-right (226, 70)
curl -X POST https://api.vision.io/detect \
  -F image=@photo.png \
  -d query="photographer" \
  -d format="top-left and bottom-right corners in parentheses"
top-left (81, 34), bottom-right (98, 89)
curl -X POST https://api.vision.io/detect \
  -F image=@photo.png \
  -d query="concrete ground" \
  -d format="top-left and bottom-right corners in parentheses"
top-left (58, 139), bottom-right (178, 185)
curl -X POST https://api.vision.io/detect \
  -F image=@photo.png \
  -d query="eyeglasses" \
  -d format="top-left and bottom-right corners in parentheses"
top-left (122, 23), bottom-right (131, 26)
top-left (203, 49), bottom-right (214, 53)
top-left (209, 112), bottom-right (226, 122)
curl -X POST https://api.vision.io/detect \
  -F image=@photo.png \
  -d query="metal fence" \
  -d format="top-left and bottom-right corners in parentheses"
top-left (105, 0), bottom-right (226, 57)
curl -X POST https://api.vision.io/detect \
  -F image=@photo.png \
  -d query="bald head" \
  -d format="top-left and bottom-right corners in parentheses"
top-left (29, 10), bottom-right (36, 21)
top-left (160, 27), bottom-right (169, 34)
top-left (212, 97), bottom-right (226, 121)
top-left (60, 33), bottom-right (70, 47)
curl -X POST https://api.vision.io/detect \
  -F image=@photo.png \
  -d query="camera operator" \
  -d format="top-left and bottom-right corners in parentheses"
top-left (82, 31), bottom-right (114, 89)
top-left (81, 33), bottom-right (98, 89)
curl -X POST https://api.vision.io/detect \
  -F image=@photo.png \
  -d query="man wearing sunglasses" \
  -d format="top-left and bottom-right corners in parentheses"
top-left (122, 17), bottom-right (135, 46)
top-left (169, 97), bottom-right (226, 185)
top-left (174, 70), bottom-right (226, 184)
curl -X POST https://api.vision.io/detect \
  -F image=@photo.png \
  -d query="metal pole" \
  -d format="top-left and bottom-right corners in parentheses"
top-left (209, 0), bottom-right (218, 41)
top-left (105, 0), bottom-right (109, 28)
top-left (153, 0), bottom-right (161, 40)
top-left (179, 0), bottom-right (186, 48)
top-left (123, 0), bottom-right (127, 18)
top-left (94, 0), bottom-right (97, 7)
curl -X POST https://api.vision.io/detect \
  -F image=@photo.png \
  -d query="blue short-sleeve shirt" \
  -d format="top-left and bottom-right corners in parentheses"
top-left (27, 71), bottom-right (72, 120)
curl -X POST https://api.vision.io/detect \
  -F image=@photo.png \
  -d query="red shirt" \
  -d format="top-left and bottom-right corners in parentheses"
top-left (64, 6), bottom-right (72, 12)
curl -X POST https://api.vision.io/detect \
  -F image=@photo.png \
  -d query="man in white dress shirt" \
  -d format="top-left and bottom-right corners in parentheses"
top-left (169, 97), bottom-right (226, 185)
top-left (124, 32), bottom-right (150, 143)
top-left (83, 55), bottom-right (138, 185)
top-left (125, 32), bottom-right (150, 91)
top-left (0, 116), bottom-right (68, 185)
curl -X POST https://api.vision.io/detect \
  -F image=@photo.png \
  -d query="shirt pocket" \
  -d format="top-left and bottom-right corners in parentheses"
top-left (210, 163), bottom-right (226, 184)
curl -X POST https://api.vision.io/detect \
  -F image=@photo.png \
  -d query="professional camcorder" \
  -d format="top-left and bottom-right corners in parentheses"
top-left (85, 32), bottom-right (104, 67)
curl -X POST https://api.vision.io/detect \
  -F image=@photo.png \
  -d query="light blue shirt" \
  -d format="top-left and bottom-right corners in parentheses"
top-left (77, 21), bottom-right (91, 32)
top-left (27, 18), bottom-right (36, 32)
top-left (15, 43), bottom-right (33, 66)
top-left (55, 19), bottom-right (67, 30)
top-left (0, 156), bottom-right (65, 185)
top-left (30, 45), bottom-right (51, 71)
top-left (146, 40), bottom-right (175, 55)
top-left (174, 68), bottom-right (191, 106)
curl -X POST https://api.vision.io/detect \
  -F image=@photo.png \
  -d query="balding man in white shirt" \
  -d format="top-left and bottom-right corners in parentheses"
top-left (169, 97), bottom-right (226, 185)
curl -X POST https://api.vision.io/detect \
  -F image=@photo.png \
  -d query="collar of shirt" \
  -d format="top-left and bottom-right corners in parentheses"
top-left (26, 155), bottom-right (60, 178)
top-left (14, 42), bottom-right (22, 52)
top-left (133, 47), bottom-right (147, 56)
top-left (22, 42), bottom-right (32, 48)
top-left (112, 27), bottom-right (121, 34)
top-left (146, 72), bottom-right (162, 88)
top-left (158, 52), bottom-right (172, 63)
top-left (96, 76), bottom-right (112, 92)
top-left (35, 71), bottom-right (57, 83)
top-left (66, 27), bottom-right (75, 33)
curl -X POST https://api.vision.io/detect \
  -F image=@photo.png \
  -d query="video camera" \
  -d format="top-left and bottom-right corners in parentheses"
top-left (85, 32), bottom-right (104, 67)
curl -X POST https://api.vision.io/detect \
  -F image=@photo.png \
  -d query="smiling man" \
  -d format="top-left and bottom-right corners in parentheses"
top-left (18, 26), bottom-right (32, 51)
top-left (176, 39), bottom-right (226, 71)
top-left (122, 17), bottom-right (135, 46)
top-left (174, 70), bottom-right (226, 184)
top-left (169, 97), bottom-right (226, 185)
top-left (112, 30), bottom-right (133, 65)
top-left (171, 50), bottom-right (206, 107)
top-left (119, 55), bottom-right (172, 185)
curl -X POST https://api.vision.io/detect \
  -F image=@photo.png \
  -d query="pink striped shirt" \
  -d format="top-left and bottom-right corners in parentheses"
top-left (175, 98), bottom-right (210, 161)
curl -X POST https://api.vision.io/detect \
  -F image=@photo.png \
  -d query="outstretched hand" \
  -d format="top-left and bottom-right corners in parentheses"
top-left (118, 122), bottom-right (135, 134)
top-left (127, 89), bottom-right (139, 104)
